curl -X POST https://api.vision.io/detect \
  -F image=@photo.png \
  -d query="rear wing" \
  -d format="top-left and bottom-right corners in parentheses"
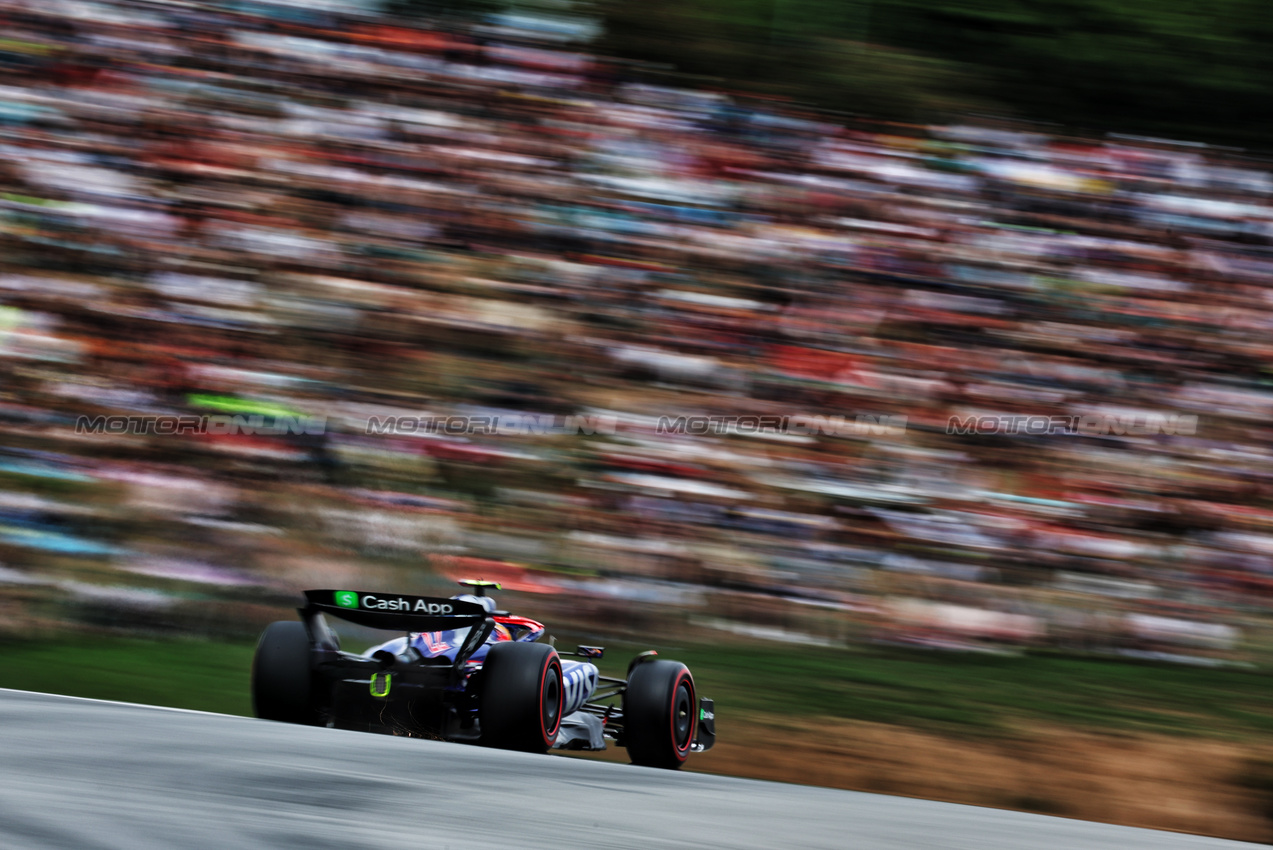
top-left (303, 589), bottom-right (488, 632)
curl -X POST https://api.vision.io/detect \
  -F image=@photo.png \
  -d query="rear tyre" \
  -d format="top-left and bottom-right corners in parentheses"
top-left (624, 659), bottom-right (695, 769)
top-left (479, 642), bottom-right (563, 753)
top-left (251, 621), bottom-right (318, 725)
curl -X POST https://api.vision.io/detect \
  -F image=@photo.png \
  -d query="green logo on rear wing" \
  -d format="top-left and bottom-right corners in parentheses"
top-left (335, 591), bottom-right (359, 609)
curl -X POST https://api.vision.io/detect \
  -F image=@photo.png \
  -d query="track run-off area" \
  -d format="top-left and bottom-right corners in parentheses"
top-left (0, 688), bottom-right (1257, 850)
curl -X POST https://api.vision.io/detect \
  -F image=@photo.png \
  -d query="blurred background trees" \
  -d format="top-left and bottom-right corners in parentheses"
top-left (584, 0), bottom-right (1273, 145)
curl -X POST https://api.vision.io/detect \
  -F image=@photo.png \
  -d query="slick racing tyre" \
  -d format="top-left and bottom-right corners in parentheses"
top-left (480, 642), bottom-right (563, 753)
top-left (624, 659), bottom-right (695, 769)
top-left (252, 621), bottom-right (319, 725)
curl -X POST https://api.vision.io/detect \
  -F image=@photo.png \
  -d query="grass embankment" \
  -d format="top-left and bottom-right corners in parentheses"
top-left (0, 636), bottom-right (255, 716)
top-left (3, 634), bottom-right (1272, 740)
top-left (646, 642), bottom-right (1273, 739)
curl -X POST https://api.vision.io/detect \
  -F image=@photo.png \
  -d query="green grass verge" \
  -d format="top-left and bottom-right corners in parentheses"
top-left (583, 638), bottom-right (1273, 739)
top-left (0, 636), bottom-right (255, 717)
top-left (3, 634), bottom-right (1272, 741)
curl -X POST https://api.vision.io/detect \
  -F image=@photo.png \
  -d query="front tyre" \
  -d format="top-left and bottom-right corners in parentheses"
top-left (251, 621), bottom-right (318, 725)
top-left (624, 659), bottom-right (696, 769)
top-left (479, 642), bottom-right (563, 753)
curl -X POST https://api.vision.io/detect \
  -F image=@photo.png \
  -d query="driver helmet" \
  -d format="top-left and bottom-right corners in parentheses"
top-left (452, 593), bottom-right (511, 641)
top-left (452, 593), bottom-right (497, 614)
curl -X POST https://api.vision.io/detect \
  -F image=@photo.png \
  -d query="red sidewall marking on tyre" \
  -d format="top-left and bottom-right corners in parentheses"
top-left (669, 670), bottom-right (694, 761)
top-left (538, 656), bottom-right (563, 746)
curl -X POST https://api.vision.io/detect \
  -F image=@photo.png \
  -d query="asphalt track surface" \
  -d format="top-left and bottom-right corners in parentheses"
top-left (0, 688), bottom-right (1259, 850)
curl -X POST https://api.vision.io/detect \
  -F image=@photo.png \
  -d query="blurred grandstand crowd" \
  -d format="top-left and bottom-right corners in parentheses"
top-left (2, 0), bottom-right (1272, 661)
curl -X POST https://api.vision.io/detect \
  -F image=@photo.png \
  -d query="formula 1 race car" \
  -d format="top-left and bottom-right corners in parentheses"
top-left (251, 581), bottom-right (715, 768)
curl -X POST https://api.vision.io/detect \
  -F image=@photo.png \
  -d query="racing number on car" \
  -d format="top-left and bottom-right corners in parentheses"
top-left (561, 665), bottom-right (595, 715)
